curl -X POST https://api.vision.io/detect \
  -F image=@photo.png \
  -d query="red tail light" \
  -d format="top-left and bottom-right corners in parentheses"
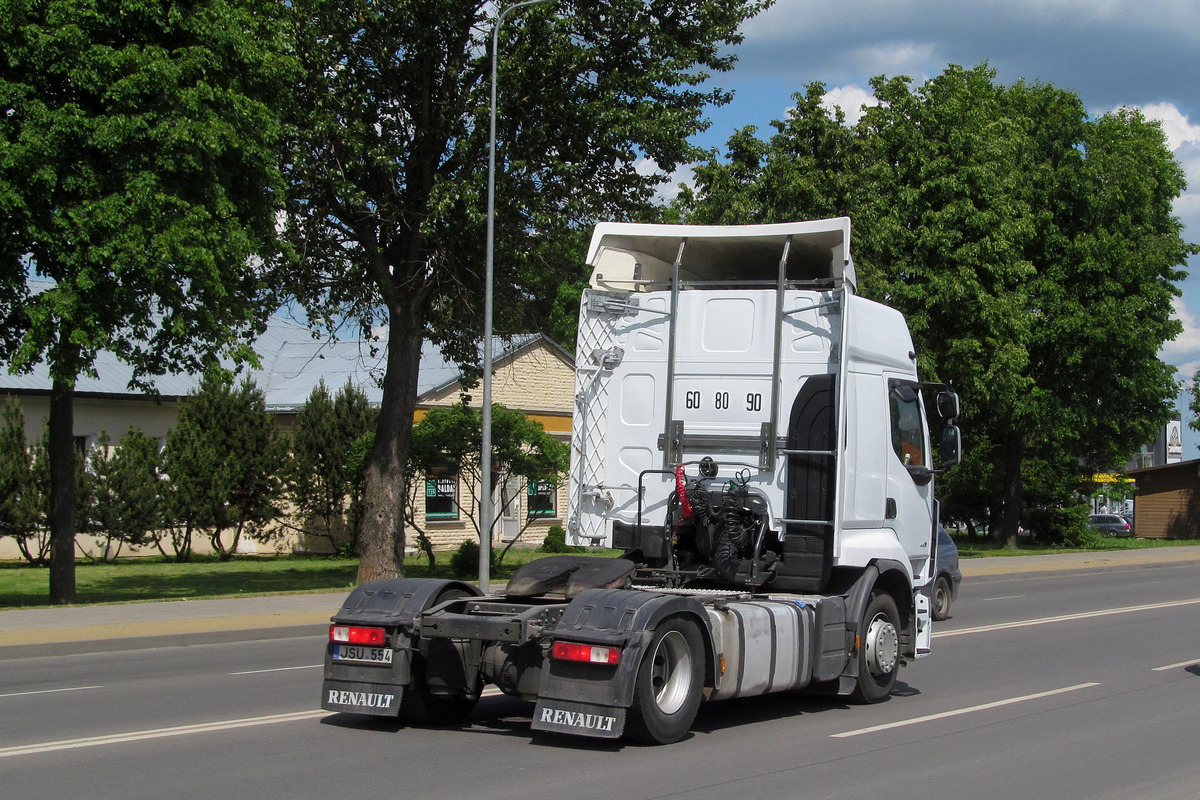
top-left (551, 641), bottom-right (621, 665)
top-left (329, 624), bottom-right (387, 646)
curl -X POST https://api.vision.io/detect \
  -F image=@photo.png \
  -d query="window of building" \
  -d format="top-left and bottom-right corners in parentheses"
top-left (425, 475), bottom-right (459, 520)
top-left (527, 478), bottom-right (557, 518)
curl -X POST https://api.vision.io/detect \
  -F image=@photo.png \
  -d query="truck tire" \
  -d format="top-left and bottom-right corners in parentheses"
top-left (932, 575), bottom-right (952, 621)
top-left (400, 588), bottom-right (480, 726)
top-left (623, 617), bottom-right (704, 745)
top-left (850, 592), bottom-right (900, 704)
top-left (399, 661), bottom-right (481, 726)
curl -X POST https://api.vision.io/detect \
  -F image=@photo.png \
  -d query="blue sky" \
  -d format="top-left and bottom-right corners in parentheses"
top-left (674, 0), bottom-right (1200, 458)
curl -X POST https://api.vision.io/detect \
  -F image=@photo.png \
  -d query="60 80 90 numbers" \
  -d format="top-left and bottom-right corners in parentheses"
top-left (684, 390), bottom-right (763, 413)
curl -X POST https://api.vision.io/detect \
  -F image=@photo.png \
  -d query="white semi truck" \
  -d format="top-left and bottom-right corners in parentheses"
top-left (321, 218), bottom-right (961, 744)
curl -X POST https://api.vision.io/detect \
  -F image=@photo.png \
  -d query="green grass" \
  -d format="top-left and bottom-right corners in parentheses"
top-left (0, 547), bottom-right (621, 609)
top-left (4, 538), bottom-right (1197, 608)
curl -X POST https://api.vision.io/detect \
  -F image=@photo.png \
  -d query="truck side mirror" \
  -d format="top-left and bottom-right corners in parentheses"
top-left (940, 425), bottom-right (961, 469)
top-left (936, 391), bottom-right (960, 421)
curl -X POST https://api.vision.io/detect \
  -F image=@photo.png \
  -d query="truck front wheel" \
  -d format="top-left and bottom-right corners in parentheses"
top-left (850, 592), bottom-right (900, 704)
top-left (624, 617), bottom-right (704, 745)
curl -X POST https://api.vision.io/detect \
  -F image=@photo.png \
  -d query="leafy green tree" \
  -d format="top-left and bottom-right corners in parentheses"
top-left (287, 380), bottom-right (377, 551)
top-left (162, 373), bottom-right (287, 561)
top-left (405, 401), bottom-right (570, 563)
top-left (86, 428), bottom-right (163, 561)
top-left (0, 397), bottom-right (45, 563)
top-left (280, 0), bottom-right (771, 582)
top-left (678, 64), bottom-right (1194, 545)
top-left (679, 82), bottom-right (859, 225)
top-left (0, 0), bottom-right (294, 601)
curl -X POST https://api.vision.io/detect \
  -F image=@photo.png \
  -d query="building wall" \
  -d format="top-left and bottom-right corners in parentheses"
top-left (1, 338), bottom-right (577, 561)
top-left (1132, 463), bottom-right (1200, 540)
top-left (11, 394), bottom-right (182, 445)
top-left (411, 339), bottom-right (575, 553)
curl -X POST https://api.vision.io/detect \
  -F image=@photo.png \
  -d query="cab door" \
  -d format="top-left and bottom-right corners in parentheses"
top-left (885, 379), bottom-right (935, 571)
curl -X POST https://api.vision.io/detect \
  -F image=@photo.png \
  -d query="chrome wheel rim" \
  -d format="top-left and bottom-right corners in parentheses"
top-left (648, 630), bottom-right (693, 714)
top-left (865, 613), bottom-right (899, 677)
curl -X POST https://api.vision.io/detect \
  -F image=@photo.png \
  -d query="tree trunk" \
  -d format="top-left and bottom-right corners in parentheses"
top-left (356, 307), bottom-right (425, 584)
top-left (999, 427), bottom-right (1023, 549)
top-left (48, 378), bottom-right (77, 605)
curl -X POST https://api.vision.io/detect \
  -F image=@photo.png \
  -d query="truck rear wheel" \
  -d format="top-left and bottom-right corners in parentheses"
top-left (399, 662), bottom-right (481, 726)
top-left (850, 592), bottom-right (900, 704)
top-left (624, 617), bottom-right (704, 745)
top-left (400, 588), bottom-right (480, 726)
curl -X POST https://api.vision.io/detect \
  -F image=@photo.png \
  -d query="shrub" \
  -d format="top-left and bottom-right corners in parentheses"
top-left (450, 539), bottom-right (496, 578)
top-left (537, 525), bottom-right (583, 554)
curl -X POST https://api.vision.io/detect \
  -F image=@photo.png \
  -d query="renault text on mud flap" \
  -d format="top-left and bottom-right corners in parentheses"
top-left (538, 705), bottom-right (617, 732)
top-left (326, 689), bottom-right (396, 710)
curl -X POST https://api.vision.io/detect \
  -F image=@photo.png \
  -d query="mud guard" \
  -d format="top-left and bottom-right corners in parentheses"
top-left (532, 588), bottom-right (712, 739)
top-left (322, 578), bottom-right (482, 716)
top-left (838, 560), bottom-right (914, 685)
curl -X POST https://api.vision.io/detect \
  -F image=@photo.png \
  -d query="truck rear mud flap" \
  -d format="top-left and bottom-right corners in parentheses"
top-left (321, 646), bottom-right (412, 717)
top-left (532, 698), bottom-right (626, 739)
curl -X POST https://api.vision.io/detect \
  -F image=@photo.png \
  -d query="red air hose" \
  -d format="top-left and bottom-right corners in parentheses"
top-left (675, 466), bottom-right (692, 519)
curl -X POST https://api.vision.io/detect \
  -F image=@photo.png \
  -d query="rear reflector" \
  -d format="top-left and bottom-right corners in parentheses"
top-left (329, 624), bottom-right (387, 646)
top-left (551, 641), bottom-right (621, 665)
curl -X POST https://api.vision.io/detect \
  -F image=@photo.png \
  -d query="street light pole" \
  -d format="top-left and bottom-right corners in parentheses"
top-left (481, 0), bottom-right (549, 593)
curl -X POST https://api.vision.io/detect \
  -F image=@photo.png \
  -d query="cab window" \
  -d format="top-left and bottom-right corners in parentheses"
top-left (889, 382), bottom-right (927, 468)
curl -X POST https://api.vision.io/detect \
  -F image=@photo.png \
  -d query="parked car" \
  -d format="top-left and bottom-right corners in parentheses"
top-left (1088, 513), bottom-right (1133, 537)
top-left (928, 527), bottom-right (962, 621)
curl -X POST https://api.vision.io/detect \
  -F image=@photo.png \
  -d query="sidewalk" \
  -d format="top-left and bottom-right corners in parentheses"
top-left (0, 592), bottom-right (344, 658)
top-left (957, 544), bottom-right (1200, 577)
top-left (4, 546), bottom-right (1200, 658)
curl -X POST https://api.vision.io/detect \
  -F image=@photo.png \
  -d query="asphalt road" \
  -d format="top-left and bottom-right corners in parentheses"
top-left (3, 557), bottom-right (1200, 800)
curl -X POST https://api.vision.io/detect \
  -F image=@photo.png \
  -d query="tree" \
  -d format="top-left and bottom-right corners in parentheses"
top-left (86, 428), bottom-right (163, 561)
top-left (0, 0), bottom-right (293, 602)
top-left (0, 397), bottom-right (45, 563)
top-left (281, 0), bottom-right (772, 582)
top-left (162, 373), bottom-right (287, 561)
top-left (677, 65), bottom-right (1194, 545)
top-left (287, 380), bottom-right (377, 551)
top-left (405, 401), bottom-right (570, 562)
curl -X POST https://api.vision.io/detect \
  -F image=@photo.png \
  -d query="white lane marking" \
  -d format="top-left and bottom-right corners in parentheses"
top-left (0, 709), bottom-right (329, 759)
top-left (831, 683), bottom-right (1101, 738)
top-left (936, 598), bottom-right (1200, 638)
top-left (1152, 658), bottom-right (1200, 672)
top-left (0, 685), bottom-right (103, 699)
top-left (230, 664), bottom-right (323, 675)
top-left (983, 595), bottom-right (1025, 601)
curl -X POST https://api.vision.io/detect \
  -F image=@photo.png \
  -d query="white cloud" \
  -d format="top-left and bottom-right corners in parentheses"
top-left (636, 157), bottom-right (695, 205)
top-left (820, 84), bottom-right (878, 126)
top-left (1131, 102), bottom-right (1200, 152)
top-left (1163, 296), bottom-right (1200, 378)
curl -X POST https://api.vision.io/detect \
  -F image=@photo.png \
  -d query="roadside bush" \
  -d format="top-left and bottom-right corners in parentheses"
top-left (537, 525), bottom-right (583, 554)
top-left (0, 397), bottom-right (46, 564)
top-left (1025, 503), bottom-right (1092, 546)
top-left (86, 428), bottom-right (163, 561)
top-left (162, 372), bottom-right (287, 561)
top-left (449, 539), bottom-right (497, 578)
top-left (287, 380), bottom-right (376, 552)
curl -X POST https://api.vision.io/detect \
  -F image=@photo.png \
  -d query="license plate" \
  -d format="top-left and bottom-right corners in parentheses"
top-left (332, 644), bottom-right (394, 664)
